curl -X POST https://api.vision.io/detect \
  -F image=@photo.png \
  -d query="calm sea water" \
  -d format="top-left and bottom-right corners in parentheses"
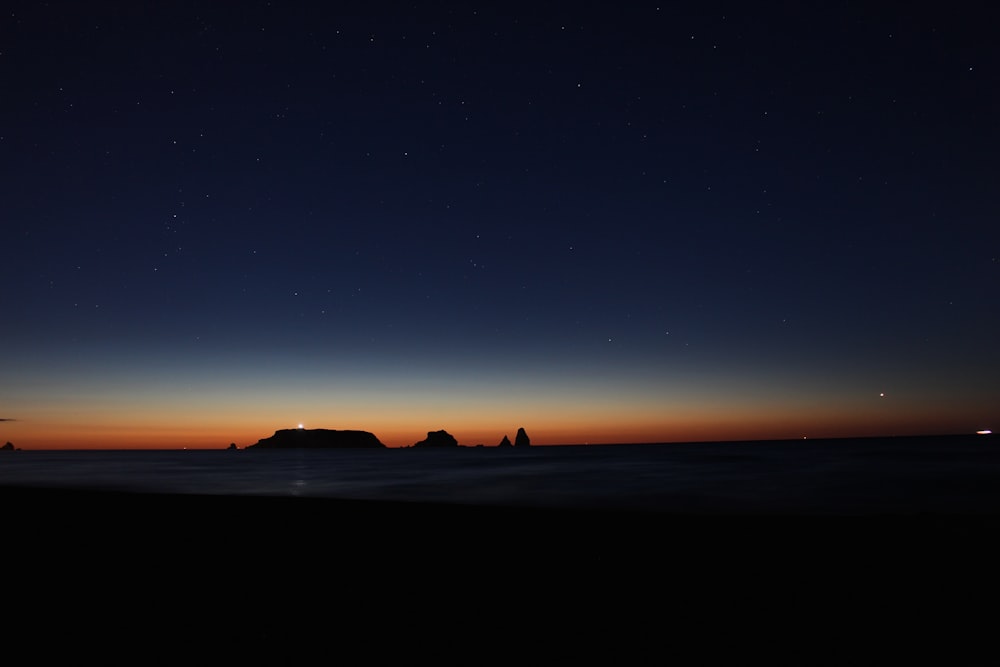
top-left (2, 434), bottom-right (999, 513)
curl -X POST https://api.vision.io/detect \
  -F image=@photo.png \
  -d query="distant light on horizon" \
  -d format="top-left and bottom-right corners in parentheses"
top-left (977, 430), bottom-right (992, 435)
top-left (298, 423), bottom-right (304, 430)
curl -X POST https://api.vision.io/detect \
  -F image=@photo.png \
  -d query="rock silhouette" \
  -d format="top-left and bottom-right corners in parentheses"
top-left (498, 435), bottom-right (512, 448)
top-left (413, 430), bottom-right (459, 448)
top-left (247, 429), bottom-right (385, 449)
top-left (515, 428), bottom-right (531, 447)
top-left (2, 442), bottom-right (13, 451)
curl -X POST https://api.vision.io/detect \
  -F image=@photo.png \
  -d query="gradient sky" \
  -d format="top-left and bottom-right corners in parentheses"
top-left (3, 1), bottom-right (998, 448)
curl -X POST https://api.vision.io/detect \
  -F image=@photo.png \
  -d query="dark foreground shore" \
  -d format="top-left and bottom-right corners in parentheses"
top-left (5, 485), bottom-right (1000, 664)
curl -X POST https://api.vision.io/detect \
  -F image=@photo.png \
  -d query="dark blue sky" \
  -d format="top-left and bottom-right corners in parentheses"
top-left (3, 1), bottom-right (998, 447)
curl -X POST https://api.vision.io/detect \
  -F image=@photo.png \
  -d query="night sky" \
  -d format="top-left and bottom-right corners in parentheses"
top-left (3, 1), bottom-right (998, 449)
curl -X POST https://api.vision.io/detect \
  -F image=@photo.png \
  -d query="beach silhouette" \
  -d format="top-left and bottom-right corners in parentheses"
top-left (3, 433), bottom-right (999, 663)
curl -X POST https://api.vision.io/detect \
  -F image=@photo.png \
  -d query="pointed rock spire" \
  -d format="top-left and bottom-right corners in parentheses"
top-left (514, 427), bottom-right (531, 447)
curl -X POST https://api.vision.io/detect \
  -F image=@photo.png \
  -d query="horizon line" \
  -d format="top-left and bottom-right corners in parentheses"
top-left (5, 431), bottom-right (994, 452)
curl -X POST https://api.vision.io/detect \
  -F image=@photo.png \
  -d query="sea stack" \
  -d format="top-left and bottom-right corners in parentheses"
top-left (498, 435), bottom-right (512, 448)
top-left (247, 429), bottom-right (385, 449)
top-left (413, 430), bottom-right (459, 448)
top-left (515, 427), bottom-right (531, 447)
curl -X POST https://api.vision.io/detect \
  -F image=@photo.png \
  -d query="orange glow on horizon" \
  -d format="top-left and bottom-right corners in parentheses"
top-left (3, 410), bottom-right (985, 450)
top-left (2, 380), bottom-right (990, 450)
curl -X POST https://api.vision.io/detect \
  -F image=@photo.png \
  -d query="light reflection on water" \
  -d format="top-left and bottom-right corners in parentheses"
top-left (1, 435), bottom-right (999, 513)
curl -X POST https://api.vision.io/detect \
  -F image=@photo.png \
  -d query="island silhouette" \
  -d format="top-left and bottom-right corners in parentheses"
top-left (243, 427), bottom-right (531, 449)
top-left (413, 430), bottom-right (459, 448)
top-left (247, 429), bottom-right (386, 449)
top-left (498, 428), bottom-right (531, 448)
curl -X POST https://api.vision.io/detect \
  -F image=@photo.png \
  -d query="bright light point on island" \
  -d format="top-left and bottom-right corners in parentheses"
top-left (297, 423), bottom-right (304, 430)
top-left (977, 430), bottom-right (992, 435)
top-left (879, 393), bottom-right (885, 397)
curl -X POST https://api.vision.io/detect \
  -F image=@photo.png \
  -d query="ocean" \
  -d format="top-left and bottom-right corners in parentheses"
top-left (2, 433), bottom-right (999, 513)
